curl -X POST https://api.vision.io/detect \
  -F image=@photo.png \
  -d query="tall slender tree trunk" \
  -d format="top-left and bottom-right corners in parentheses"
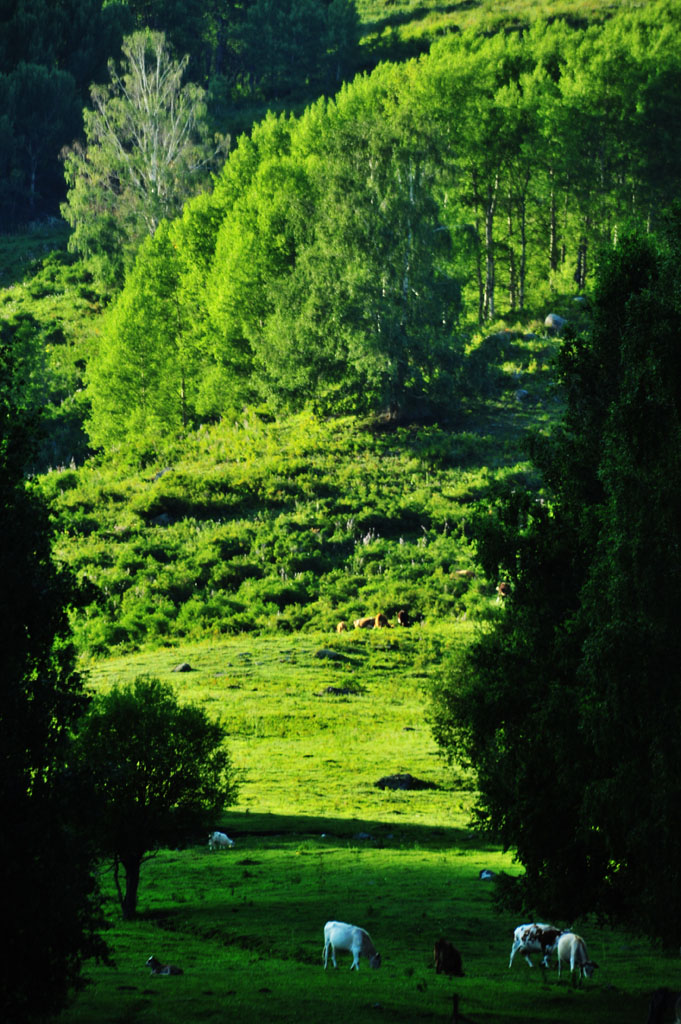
top-left (518, 193), bottom-right (527, 311)
top-left (114, 854), bottom-right (142, 921)
top-left (507, 189), bottom-right (516, 312)
top-left (482, 174), bottom-right (499, 321)
top-left (549, 168), bottom-right (559, 273)
top-left (574, 237), bottom-right (588, 291)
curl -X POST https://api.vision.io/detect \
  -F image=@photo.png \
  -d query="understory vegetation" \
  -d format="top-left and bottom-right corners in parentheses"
top-left (39, 321), bottom-right (562, 656)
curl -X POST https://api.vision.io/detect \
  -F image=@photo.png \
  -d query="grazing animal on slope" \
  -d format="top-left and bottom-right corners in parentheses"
top-left (509, 923), bottom-right (563, 968)
top-left (146, 956), bottom-right (183, 976)
top-left (396, 609), bottom-right (410, 626)
top-left (646, 987), bottom-right (681, 1024)
top-left (336, 621), bottom-right (348, 632)
top-left (323, 920), bottom-right (381, 970)
top-left (433, 938), bottom-right (464, 976)
top-left (208, 830), bottom-right (234, 850)
top-left (354, 616), bottom-right (376, 629)
top-left (556, 932), bottom-right (598, 981)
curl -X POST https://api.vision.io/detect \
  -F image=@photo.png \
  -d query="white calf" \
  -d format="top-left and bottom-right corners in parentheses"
top-left (323, 920), bottom-right (381, 970)
top-left (509, 923), bottom-right (562, 968)
top-left (556, 932), bottom-right (598, 981)
top-left (208, 830), bottom-right (234, 850)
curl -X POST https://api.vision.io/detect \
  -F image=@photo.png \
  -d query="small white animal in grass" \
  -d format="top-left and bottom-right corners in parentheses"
top-left (208, 830), bottom-right (234, 850)
top-left (556, 932), bottom-right (598, 981)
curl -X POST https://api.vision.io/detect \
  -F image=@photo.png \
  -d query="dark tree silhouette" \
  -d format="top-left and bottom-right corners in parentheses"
top-left (74, 675), bottom-right (239, 919)
top-left (431, 213), bottom-right (681, 944)
top-left (0, 343), bottom-right (107, 1023)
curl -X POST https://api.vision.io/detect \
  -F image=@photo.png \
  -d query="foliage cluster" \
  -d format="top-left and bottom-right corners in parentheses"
top-left (86, 4), bottom-right (681, 447)
top-left (61, 30), bottom-right (231, 290)
top-left (0, 0), bottom-right (124, 227)
top-left (0, 247), bottom-right (103, 469)
top-left (1, 0), bottom-right (631, 230)
top-left (355, 0), bottom-right (635, 64)
top-left (0, 0), bottom-right (360, 230)
top-left (430, 215), bottom-right (681, 945)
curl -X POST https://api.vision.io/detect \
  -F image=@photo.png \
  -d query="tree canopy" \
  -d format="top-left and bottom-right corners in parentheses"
top-left (84, 6), bottom-right (681, 451)
top-left (429, 211), bottom-right (681, 944)
top-left (0, 0), bottom-right (360, 228)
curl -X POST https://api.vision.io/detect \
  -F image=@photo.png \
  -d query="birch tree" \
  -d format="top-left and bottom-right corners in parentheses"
top-left (61, 29), bottom-right (228, 289)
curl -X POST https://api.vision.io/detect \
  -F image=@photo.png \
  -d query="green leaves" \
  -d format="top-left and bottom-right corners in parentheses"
top-left (82, 6), bottom-right (681, 449)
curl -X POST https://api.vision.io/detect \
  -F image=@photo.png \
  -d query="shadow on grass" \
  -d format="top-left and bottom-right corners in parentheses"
top-left (362, 1), bottom-right (479, 36)
top-left (213, 808), bottom-right (498, 852)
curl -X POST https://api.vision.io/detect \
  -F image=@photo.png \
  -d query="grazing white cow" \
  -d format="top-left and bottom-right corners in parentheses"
top-left (208, 830), bottom-right (234, 850)
top-left (323, 920), bottom-right (381, 970)
top-left (509, 923), bottom-right (563, 968)
top-left (556, 932), bottom-right (598, 981)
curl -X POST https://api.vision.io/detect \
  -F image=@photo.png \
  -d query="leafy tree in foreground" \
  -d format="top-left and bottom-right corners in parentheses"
top-left (62, 29), bottom-right (228, 289)
top-left (0, 345), bottom-right (107, 1022)
top-left (73, 676), bottom-right (239, 920)
top-left (430, 215), bottom-right (681, 944)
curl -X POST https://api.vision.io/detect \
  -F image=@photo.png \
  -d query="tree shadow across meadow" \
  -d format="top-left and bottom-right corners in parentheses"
top-left (141, 809), bottom-right (507, 970)
top-left (361, 1), bottom-right (480, 36)
top-left (195, 808), bottom-right (499, 854)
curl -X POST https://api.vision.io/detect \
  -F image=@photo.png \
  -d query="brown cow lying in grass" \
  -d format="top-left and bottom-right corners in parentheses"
top-left (353, 613), bottom-right (390, 629)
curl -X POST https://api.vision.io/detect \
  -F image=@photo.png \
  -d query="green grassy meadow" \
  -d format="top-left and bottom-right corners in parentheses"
top-left (54, 628), bottom-right (677, 1024)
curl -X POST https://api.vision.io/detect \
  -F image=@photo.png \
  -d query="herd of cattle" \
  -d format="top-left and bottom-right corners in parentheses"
top-left (508, 922), bottom-right (597, 979)
top-left (336, 609), bottom-right (410, 631)
top-left (150, 865), bottom-right (681, 1021)
top-left (336, 587), bottom-right (510, 633)
top-left (322, 919), bottom-right (599, 982)
top-left (320, 919), bottom-right (681, 1020)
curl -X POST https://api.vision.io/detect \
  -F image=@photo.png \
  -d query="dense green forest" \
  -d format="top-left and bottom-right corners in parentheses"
top-left (2, 2), bottom-right (681, 1021)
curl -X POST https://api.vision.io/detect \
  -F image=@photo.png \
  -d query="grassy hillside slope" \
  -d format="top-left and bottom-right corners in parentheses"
top-left (357, 0), bottom-right (630, 65)
top-left (39, 320), bottom-right (567, 657)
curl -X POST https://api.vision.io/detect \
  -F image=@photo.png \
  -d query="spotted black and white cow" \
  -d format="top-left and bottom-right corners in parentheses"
top-left (509, 923), bottom-right (563, 968)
